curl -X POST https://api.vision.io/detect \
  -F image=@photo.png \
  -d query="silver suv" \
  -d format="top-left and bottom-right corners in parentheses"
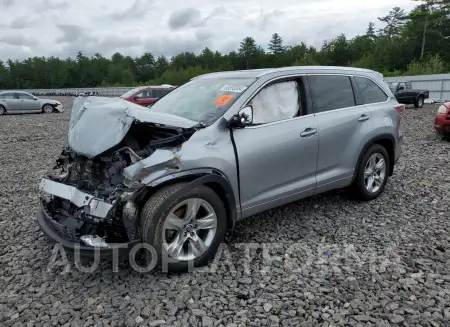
top-left (37, 66), bottom-right (403, 272)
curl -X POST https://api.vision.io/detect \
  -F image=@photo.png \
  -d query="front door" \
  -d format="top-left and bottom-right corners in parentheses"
top-left (19, 93), bottom-right (40, 112)
top-left (232, 79), bottom-right (319, 218)
top-left (395, 82), bottom-right (408, 103)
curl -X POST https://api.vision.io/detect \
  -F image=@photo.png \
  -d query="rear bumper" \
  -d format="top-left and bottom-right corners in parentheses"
top-left (36, 205), bottom-right (137, 259)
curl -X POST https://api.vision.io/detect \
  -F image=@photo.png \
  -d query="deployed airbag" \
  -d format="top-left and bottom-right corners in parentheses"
top-left (250, 81), bottom-right (299, 124)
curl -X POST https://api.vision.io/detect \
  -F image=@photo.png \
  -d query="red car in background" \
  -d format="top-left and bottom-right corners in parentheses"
top-left (434, 102), bottom-right (450, 139)
top-left (120, 85), bottom-right (175, 107)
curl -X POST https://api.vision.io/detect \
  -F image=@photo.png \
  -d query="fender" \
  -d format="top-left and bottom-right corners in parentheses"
top-left (352, 133), bottom-right (396, 183)
top-left (149, 170), bottom-right (238, 231)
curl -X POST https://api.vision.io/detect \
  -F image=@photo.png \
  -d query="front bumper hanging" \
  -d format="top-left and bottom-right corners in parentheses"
top-left (39, 178), bottom-right (113, 219)
top-left (37, 178), bottom-right (138, 258)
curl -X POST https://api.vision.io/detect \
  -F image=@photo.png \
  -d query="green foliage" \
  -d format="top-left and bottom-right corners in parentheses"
top-left (404, 54), bottom-right (447, 75)
top-left (1, 3), bottom-right (450, 89)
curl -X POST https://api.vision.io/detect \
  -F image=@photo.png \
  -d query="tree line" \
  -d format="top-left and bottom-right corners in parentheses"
top-left (1, 0), bottom-right (450, 89)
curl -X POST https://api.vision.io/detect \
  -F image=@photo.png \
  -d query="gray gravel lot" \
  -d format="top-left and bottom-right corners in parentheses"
top-left (1, 97), bottom-right (450, 327)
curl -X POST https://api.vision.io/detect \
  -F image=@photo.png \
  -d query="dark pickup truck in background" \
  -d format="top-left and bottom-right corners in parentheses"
top-left (387, 81), bottom-right (429, 109)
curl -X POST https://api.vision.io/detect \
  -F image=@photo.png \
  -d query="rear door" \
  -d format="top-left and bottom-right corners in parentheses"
top-left (5, 92), bottom-right (21, 112)
top-left (307, 74), bottom-right (373, 194)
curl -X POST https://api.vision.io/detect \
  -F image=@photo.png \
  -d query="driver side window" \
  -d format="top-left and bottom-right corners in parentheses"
top-left (249, 80), bottom-right (301, 124)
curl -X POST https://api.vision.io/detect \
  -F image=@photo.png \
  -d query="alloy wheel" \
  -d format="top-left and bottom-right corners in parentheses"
top-left (162, 198), bottom-right (217, 261)
top-left (43, 105), bottom-right (53, 113)
top-left (364, 153), bottom-right (386, 193)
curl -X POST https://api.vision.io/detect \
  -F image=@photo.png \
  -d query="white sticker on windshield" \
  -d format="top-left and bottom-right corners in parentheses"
top-left (220, 85), bottom-right (247, 93)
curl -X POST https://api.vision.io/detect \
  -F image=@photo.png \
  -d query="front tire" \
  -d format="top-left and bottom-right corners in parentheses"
top-left (353, 144), bottom-right (390, 201)
top-left (42, 104), bottom-right (53, 113)
top-left (414, 96), bottom-right (424, 109)
top-left (140, 183), bottom-right (227, 272)
top-left (0, 105), bottom-right (6, 115)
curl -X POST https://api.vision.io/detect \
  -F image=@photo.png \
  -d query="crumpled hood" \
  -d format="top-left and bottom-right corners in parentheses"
top-left (68, 96), bottom-right (197, 158)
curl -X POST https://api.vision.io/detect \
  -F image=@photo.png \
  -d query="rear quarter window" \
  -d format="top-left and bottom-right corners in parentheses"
top-left (355, 76), bottom-right (388, 104)
top-left (152, 89), bottom-right (172, 98)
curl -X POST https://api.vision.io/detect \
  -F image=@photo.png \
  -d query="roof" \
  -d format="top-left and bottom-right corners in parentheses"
top-left (0, 90), bottom-right (30, 94)
top-left (193, 66), bottom-right (384, 81)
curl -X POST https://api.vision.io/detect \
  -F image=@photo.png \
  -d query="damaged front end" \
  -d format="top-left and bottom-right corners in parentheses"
top-left (37, 97), bottom-right (200, 253)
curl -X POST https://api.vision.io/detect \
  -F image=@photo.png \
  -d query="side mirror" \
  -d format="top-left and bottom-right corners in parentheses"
top-left (228, 106), bottom-right (253, 128)
top-left (133, 96), bottom-right (138, 101)
top-left (398, 86), bottom-right (404, 91)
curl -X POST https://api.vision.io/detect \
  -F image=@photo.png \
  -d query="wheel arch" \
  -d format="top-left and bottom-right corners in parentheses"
top-left (138, 171), bottom-right (237, 231)
top-left (416, 93), bottom-right (425, 101)
top-left (352, 134), bottom-right (396, 183)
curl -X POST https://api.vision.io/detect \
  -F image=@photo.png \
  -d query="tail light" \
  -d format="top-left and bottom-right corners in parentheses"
top-left (394, 104), bottom-right (405, 114)
top-left (437, 104), bottom-right (449, 115)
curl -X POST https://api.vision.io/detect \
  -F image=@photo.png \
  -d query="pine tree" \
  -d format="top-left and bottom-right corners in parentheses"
top-left (238, 37), bottom-right (258, 68)
top-left (378, 7), bottom-right (407, 38)
top-left (268, 33), bottom-right (284, 55)
top-left (366, 22), bottom-right (376, 38)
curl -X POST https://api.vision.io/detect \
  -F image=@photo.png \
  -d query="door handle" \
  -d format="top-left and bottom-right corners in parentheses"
top-left (358, 114), bottom-right (370, 122)
top-left (300, 128), bottom-right (317, 137)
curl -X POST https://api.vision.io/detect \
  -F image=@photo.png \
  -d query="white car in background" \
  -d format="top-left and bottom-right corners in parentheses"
top-left (0, 91), bottom-right (64, 115)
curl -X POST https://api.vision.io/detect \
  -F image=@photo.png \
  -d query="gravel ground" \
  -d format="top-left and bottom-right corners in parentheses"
top-left (1, 98), bottom-right (450, 327)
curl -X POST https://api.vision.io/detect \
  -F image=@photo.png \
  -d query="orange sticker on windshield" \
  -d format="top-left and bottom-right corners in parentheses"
top-left (214, 94), bottom-right (233, 106)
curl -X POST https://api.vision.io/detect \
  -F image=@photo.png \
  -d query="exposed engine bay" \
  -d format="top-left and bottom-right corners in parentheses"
top-left (40, 122), bottom-right (198, 246)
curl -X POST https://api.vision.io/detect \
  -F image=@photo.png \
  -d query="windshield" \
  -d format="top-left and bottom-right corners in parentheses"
top-left (388, 82), bottom-right (398, 91)
top-left (150, 77), bottom-right (256, 124)
top-left (120, 86), bottom-right (147, 98)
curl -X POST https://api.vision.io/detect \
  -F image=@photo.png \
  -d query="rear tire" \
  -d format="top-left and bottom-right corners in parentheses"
top-left (353, 144), bottom-right (390, 201)
top-left (140, 183), bottom-right (227, 272)
top-left (0, 105), bottom-right (5, 115)
top-left (414, 96), bottom-right (424, 109)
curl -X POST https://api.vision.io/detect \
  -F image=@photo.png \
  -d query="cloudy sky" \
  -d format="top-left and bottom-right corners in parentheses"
top-left (0, 0), bottom-right (417, 61)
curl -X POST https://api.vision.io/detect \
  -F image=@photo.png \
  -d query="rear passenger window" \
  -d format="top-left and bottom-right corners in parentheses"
top-left (308, 75), bottom-right (355, 113)
top-left (355, 77), bottom-right (388, 104)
